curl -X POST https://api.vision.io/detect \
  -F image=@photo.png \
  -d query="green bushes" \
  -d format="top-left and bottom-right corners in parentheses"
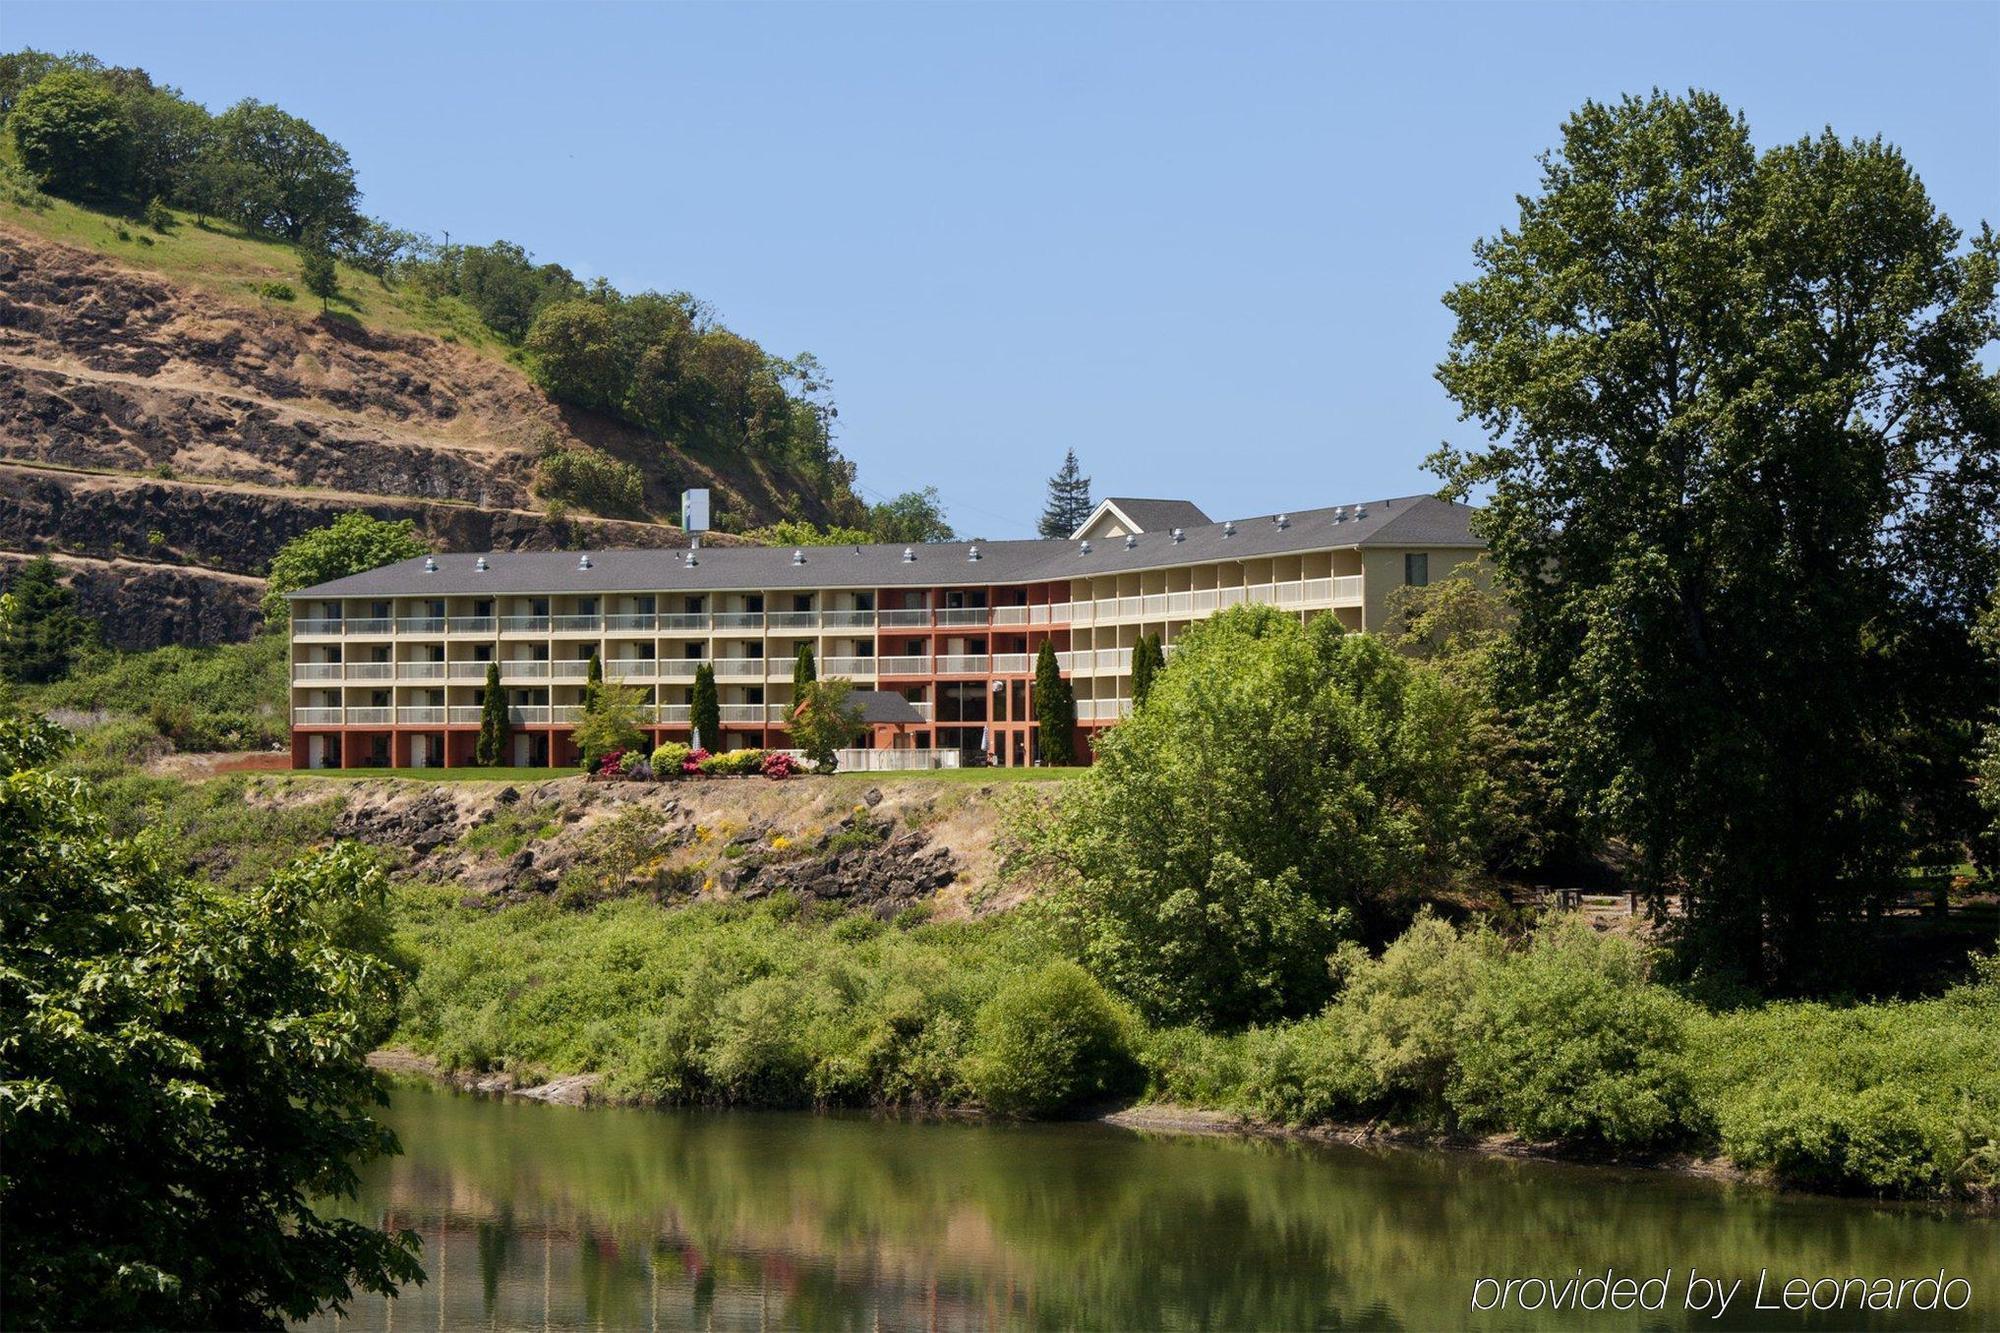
top-left (649, 742), bottom-right (692, 774)
top-left (697, 747), bottom-right (765, 776)
top-left (393, 893), bottom-right (1133, 1117)
top-left (1686, 968), bottom-right (2000, 1199)
top-left (532, 440), bottom-right (644, 518)
top-left (964, 961), bottom-right (1139, 1116)
top-left (25, 632), bottom-right (288, 752)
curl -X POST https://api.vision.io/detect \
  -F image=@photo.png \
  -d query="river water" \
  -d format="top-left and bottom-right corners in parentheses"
top-left (308, 1079), bottom-right (1997, 1331)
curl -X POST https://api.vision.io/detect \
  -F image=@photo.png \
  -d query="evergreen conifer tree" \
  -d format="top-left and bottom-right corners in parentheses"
top-left (690, 663), bottom-right (720, 751)
top-left (1034, 641), bottom-right (1076, 765)
top-left (474, 661), bottom-right (508, 765)
top-left (792, 643), bottom-right (817, 695)
top-left (1037, 450), bottom-right (1093, 539)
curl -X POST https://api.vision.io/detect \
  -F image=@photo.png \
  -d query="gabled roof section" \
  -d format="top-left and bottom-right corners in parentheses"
top-left (1072, 497), bottom-right (1213, 541)
top-left (850, 691), bottom-right (927, 726)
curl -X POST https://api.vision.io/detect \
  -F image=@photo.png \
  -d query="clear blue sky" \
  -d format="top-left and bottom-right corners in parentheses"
top-left (7, 2), bottom-right (1996, 537)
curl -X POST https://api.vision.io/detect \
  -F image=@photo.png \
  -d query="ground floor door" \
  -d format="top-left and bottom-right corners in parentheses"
top-left (411, 734), bottom-right (433, 768)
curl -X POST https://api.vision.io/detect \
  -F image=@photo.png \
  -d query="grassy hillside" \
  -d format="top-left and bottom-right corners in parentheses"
top-left (1, 180), bottom-right (506, 355)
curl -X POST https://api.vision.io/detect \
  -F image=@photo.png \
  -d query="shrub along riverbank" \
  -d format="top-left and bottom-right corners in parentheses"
top-left (391, 890), bottom-right (2000, 1206)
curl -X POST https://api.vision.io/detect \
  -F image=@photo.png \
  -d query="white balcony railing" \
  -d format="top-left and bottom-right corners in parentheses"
top-left (821, 610), bottom-right (876, 629)
top-left (991, 653), bottom-right (1032, 675)
top-left (551, 660), bottom-right (593, 679)
top-left (507, 706), bottom-right (551, 725)
top-left (294, 619), bottom-right (343, 636)
top-left (500, 660), bottom-right (550, 678)
top-left (715, 659), bottom-right (768, 678)
top-left (552, 615), bottom-right (602, 633)
top-left (400, 662), bottom-right (446, 680)
top-left (606, 613), bottom-right (656, 631)
top-left (766, 611), bottom-right (817, 630)
top-left (992, 606), bottom-right (1031, 626)
top-left (605, 659), bottom-right (657, 681)
top-left (657, 660), bottom-right (704, 680)
top-left (658, 613), bottom-right (709, 632)
top-left (712, 612), bottom-right (765, 631)
top-left (657, 704), bottom-right (692, 723)
top-left (397, 617), bottom-right (444, 634)
top-left (552, 705), bottom-right (584, 724)
top-left (879, 609), bottom-right (931, 627)
top-left (934, 654), bottom-right (991, 674)
top-left (294, 662), bottom-right (344, 681)
top-left (346, 617), bottom-right (393, 635)
top-left (293, 706), bottom-right (343, 725)
top-left (819, 656), bottom-right (876, 676)
top-left (501, 615), bottom-right (550, 633)
top-left (449, 661), bottom-right (493, 680)
top-left (448, 616), bottom-right (495, 634)
top-left (346, 707), bottom-right (393, 725)
top-left (874, 655), bottom-right (930, 675)
top-left (343, 662), bottom-right (393, 680)
top-left (448, 706), bottom-right (483, 725)
top-left (398, 707), bottom-right (445, 725)
top-left (719, 704), bottom-right (770, 724)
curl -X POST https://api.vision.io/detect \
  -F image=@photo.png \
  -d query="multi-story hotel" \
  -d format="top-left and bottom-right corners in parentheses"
top-left (285, 493), bottom-right (1483, 769)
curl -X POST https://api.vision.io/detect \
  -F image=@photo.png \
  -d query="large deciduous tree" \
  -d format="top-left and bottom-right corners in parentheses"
top-left (262, 514), bottom-right (427, 624)
top-left (212, 98), bottom-right (359, 242)
top-left (1036, 607), bottom-right (1493, 1026)
top-left (7, 69), bottom-right (129, 199)
top-left (0, 738), bottom-right (422, 1328)
top-left (1431, 90), bottom-right (2000, 987)
top-left (790, 677), bottom-right (863, 772)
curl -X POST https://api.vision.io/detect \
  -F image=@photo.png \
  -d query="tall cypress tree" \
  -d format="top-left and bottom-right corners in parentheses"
top-left (1131, 633), bottom-right (1163, 708)
top-left (1037, 450), bottom-right (1093, 539)
top-left (474, 661), bottom-right (508, 765)
top-left (1033, 640), bottom-right (1076, 765)
top-left (583, 651), bottom-right (603, 712)
top-left (690, 662), bottom-right (720, 751)
top-left (792, 642), bottom-right (816, 696)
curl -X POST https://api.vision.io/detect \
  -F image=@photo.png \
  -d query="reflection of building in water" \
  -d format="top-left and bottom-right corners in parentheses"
top-left (306, 1209), bottom-right (1037, 1333)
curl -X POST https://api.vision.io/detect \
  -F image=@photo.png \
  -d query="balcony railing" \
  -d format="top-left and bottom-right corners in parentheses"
top-left (293, 706), bottom-right (343, 725)
top-left (294, 619), bottom-right (343, 636)
top-left (507, 706), bottom-right (551, 725)
top-left (448, 616), bottom-right (496, 634)
top-left (501, 615), bottom-right (550, 633)
top-left (400, 662), bottom-right (446, 680)
top-left (658, 704), bottom-right (692, 723)
top-left (345, 617), bottom-right (393, 635)
top-left (712, 612), bottom-right (765, 631)
top-left (821, 610), bottom-right (876, 629)
top-left (719, 704), bottom-right (770, 724)
top-left (398, 707), bottom-right (446, 725)
top-left (604, 659), bottom-right (657, 680)
top-left (658, 612), bottom-right (709, 632)
top-left (448, 706), bottom-right (483, 725)
top-left (819, 656), bottom-right (876, 675)
top-left (1075, 698), bottom-right (1131, 722)
top-left (935, 608), bottom-right (990, 627)
top-left (657, 660), bottom-right (704, 680)
top-left (551, 660), bottom-right (593, 679)
top-left (294, 662), bottom-right (344, 681)
top-left (714, 659), bottom-right (768, 678)
top-left (874, 655), bottom-right (930, 675)
top-left (500, 660), bottom-right (550, 678)
top-left (449, 661), bottom-right (493, 680)
top-left (552, 615), bottom-right (603, 633)
top-left (551, 705), bottom-right (584, 723)
top-left (934, 654), bottom-right (991, 674)
top-left (346, 707), bottom-right (393, 725)
top-left (991, 653), bottom-right (1032, 675)
top-left (992, 606), bottom-right (1032, 626)
top-left (606, 613), bottom-right (656, 631)
top-left (879, 609), bottom-right (931, 627)
top-left (345, 662), bottom-right (394, 680)
top-left (766, 611), bottom-right (817, 630)
top-left (397, 617), bottom-right (444, 634)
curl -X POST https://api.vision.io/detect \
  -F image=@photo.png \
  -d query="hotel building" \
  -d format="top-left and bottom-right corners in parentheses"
top-left (285, 494), bottom-right (1483, 769)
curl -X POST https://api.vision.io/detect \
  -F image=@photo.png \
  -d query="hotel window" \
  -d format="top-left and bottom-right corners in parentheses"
top-left (1404, 554), bottom-right (1429, 587)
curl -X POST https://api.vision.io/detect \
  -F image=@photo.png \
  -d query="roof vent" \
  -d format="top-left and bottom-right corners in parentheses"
top-left (683, 549), bottom-right (698, 568)
top-left (791, 549), bottom-right (807, 566)
top-left (1222, 521), bottom-right (1237, 538)
top-left (1276, 513), bottom-right (1290, 530)
top-left (902, 547), bottom-right (916, 563)
top-left (423, 556), bottom-right (438, 573)
top-left (577, 553), bottom-right (593, 571)
top-left (1124, 534), bottom-right (1138, 550)
top-left (1079, 540), bottom-right (1093, 556)
top-left (967, 545), bottom-right (982, 562)
top-left (1171, 527), bottom-right (1184, 544)
top-left (474, 556), bottom-right (489, 572)
top-left (1353, 505), bottom-right (1367, 519)
top-left (1331, 506), bottom-right (1345, 523)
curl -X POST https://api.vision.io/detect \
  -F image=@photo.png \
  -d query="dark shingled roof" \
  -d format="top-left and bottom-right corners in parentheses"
top-left (850, 691), bottom-right (927, 726)
top-left (1092, 497), bottom-right (1213, 534)
top-left (291, 495), bottom-right (1480, 599)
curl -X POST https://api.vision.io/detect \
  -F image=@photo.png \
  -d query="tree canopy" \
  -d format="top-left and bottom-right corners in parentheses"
top-left (262, 514), bottom-right (427, 623)
top-left (1035, 607), bottom-right (1494, 1026)
top-left (790, 677), bottom-right (865, 771)
top-left (0, 728), bottom-right (422, 1328)
top-left (1431, 90), bottom-right (2000, 986)
top-left (1, 556), bottom-right (98, 684)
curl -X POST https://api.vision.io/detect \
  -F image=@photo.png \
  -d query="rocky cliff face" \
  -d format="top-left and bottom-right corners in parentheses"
top-left (238, 772), bottom-right (1047, 920)
top-left (0, 226), bottom-right (811, 647)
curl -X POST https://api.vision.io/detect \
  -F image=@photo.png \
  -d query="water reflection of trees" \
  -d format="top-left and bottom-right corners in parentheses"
top-left (307, 1082), bottom-right (2000, 1331)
